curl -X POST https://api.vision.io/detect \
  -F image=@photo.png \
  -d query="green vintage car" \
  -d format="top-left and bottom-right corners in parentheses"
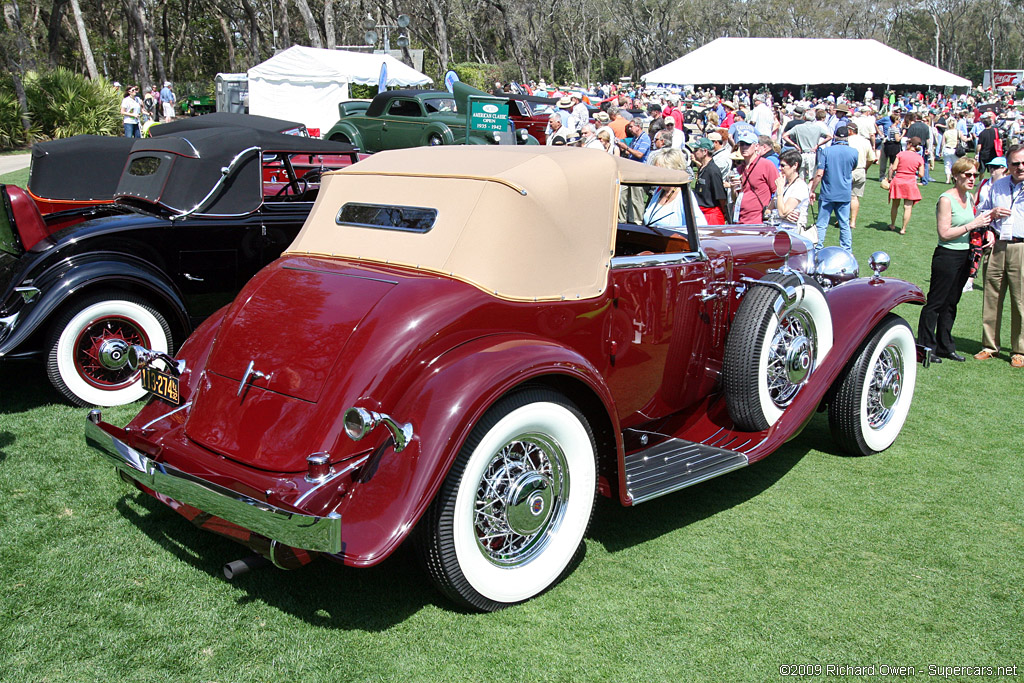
top-left (324, 83), bottom-right (537, 151)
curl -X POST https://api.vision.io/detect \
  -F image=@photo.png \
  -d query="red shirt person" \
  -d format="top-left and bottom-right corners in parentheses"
top-left (730, 129), bottom-right (780, 224)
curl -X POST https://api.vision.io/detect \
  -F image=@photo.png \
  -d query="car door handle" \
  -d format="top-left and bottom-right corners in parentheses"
top-left (183, 273), bottom-right (204, 282)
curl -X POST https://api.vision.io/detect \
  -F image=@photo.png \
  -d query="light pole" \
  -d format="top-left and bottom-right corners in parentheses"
top-left (363, 13), bottom-right (411, 53)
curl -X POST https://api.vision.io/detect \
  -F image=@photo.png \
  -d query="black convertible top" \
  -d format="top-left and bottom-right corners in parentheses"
top-left (115, 127), bottom-right (356, 217)
top-left (365, 89), bottom-right (447, 117)
top-left (494, 91), bottom-right (560, 106)
top-left (29, 136), bottom-right (137, 201)
top-left (150, 112), bottom-right (307, 136)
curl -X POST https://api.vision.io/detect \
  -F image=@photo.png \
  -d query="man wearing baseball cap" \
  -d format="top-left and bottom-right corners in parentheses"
top-left (728, 129), bottom-right (779, 224)
top-left (690, 137), bottom-right (730, 224)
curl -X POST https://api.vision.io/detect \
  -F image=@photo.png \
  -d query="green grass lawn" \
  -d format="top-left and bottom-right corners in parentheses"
top-left (1, 164), bottom-right (1022, 682)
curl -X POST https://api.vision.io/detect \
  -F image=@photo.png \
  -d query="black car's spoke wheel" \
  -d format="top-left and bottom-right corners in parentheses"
top-left (829, 314), bottom-right (917, 455)
top-left (417, 388), bottom-right (596, 611)
top-left (47, 292), bottom-right (172, 407)
top-left (724, 272), bottom-right (833, 432)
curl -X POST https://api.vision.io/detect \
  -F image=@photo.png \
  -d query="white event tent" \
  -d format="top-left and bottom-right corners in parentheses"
top-left (248, 46), bottom-right (433, 133)
top-left (643, 38), bottom-right (972, 89)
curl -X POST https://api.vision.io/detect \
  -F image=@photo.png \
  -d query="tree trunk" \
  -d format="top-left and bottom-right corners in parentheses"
top-left (483, 0), bottom-right (527, 82)
top-left (218, 14), bottom-right (237, 72)
top-left (46, 0), bottom-right (70, 67)
top-left (2, 1), bottom-right (33, 137)
top-left (427, 0), bottom-right (450, 73)
top-left (324, 0), bottom-right (335, 49)
top-left (238, 0), bottom-right (261, 64)
top-left (292, 0), bottom-right (323, 48)
top-left (125, 0), bottom-right (151, 89)
top-left (70, 0), bottom-right (99, 79)
top-left (142, 0), bottom-right (166, 87)
top-left (277, 0), bottom-right (290, 47)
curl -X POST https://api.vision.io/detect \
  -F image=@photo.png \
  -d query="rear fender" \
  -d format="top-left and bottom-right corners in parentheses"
top-left (0, 252), bottom-right (189, 356)
top-left (326, 123), bottom-right (362, 149)
top-left (336, 334), bottom-right (620, 566)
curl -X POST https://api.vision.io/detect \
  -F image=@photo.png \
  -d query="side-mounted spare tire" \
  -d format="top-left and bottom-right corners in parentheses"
top-left (723, 272), bottom-right (833, 432)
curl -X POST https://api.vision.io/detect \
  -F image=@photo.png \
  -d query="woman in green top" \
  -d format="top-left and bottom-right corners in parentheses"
top-left (917, 157), bottom-right (995, 363)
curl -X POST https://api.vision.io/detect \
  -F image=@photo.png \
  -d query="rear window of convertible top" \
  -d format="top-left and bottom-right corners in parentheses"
top-left (336, 202), bottom-right (437, 234)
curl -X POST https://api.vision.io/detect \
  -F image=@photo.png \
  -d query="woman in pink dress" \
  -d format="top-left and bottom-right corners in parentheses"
top-left (886, 136), bottom-right (925, 234)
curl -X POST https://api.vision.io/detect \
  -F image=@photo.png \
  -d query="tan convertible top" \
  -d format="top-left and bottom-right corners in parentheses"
top-left (286, 146), bottom-right (690, 301)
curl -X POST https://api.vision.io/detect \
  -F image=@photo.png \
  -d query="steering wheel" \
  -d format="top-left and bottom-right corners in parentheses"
top-left (274, 176), bottom-right (308, 198)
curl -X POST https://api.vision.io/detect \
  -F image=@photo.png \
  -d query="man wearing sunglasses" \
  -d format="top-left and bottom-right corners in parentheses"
top-left (975, 144), bottom-right (1024, 367)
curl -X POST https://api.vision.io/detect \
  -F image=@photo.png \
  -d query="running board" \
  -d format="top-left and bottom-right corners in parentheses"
top-left (624, 438), bottom-right (749, 504)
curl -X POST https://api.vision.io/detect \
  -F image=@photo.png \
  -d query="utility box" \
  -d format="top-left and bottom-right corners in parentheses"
top-left (216, 73), bottom-right (249, 114)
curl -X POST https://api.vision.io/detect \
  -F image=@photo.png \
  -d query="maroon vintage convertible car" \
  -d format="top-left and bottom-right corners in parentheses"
top-left (86, 147), bottom-right (924, 611)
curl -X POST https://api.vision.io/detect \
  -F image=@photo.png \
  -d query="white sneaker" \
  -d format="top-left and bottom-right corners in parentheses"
top-left (962, 279), bottom-right (974, 293)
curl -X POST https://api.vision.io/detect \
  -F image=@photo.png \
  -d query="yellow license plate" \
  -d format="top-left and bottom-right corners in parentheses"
top-left (141, 366), bottom-right (180, 405)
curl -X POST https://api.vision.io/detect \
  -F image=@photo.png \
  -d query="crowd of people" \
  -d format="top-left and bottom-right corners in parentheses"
top-left (117, 81), bottom-right (177, 137)
top-left (527, 82), bottom-right (1024, 370)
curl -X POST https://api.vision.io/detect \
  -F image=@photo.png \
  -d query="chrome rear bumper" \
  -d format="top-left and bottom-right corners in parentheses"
top-left (85, 414), bottom-right (341, 554)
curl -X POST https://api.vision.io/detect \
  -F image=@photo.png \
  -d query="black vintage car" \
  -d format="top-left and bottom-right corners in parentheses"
top-left (0, 127), bottom-right (357, 406)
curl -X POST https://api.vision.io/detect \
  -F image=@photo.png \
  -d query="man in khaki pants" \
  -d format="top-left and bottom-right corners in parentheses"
top-left (974, 143), bottom-right (1024, 367)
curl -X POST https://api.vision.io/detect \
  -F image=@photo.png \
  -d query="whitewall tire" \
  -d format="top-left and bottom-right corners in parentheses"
top-left (418, 388), bottom-right (597, 611)
top-left (829, 315), bottom-right (916, 455)
top-left (724, 272), bottom-right (833, 432)
top-left (46, 291), bottom-right (172, 407)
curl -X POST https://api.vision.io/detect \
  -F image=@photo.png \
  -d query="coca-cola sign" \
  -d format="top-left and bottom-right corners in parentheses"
top-left (992, 71), bottom-right (1023, 88)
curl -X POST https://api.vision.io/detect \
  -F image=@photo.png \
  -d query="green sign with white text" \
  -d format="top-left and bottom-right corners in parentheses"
top-left (468, 98), bottom-right (510, 133)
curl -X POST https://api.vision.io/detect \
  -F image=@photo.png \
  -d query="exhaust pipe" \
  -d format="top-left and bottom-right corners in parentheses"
top-left (222, 555), bottom-right (270, 580)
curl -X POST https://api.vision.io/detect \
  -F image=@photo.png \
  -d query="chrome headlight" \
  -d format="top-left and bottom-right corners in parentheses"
top-left (784, 230), bottom-right (816, 274)
top-left (813, 246), bottom-right (859, 290)
top-left (343, 407), bottom-right (413, 453)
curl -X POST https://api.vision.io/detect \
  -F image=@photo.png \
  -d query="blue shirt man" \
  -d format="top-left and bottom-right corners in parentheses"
top-left (617, 119), bottom-right (651, 163)
top-left (728, 112), bottom-right (758, 144)
top-left (809, 126), bottom-right (859, 252)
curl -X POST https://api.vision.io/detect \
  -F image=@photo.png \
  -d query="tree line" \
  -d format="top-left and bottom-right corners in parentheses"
top-left (1, 0), bottom-right (1023, 97)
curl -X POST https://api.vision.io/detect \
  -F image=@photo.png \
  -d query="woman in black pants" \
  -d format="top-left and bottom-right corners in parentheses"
top-left (917, 157), bottom-right (994, 363)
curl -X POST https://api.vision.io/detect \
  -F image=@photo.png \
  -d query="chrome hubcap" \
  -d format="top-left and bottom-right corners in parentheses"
top-left (473, 434), bottom-right (567, 567)
top-left (767, 309), bottom-right (816, 408)
top-left (785, 335), bottom-right (813, 384)
top-left (97, 338), bottom-right (131, 371)
top-left (868, 343), bottom-right (904, 429)
top-left (505, 472), bottom-right (552, 536)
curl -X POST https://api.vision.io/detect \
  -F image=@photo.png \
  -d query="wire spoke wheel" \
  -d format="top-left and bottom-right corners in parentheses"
top-left (829, 314), bottom-right (916, 456)
top-left (472, 434), bottom-right (568, 567)
top-left (765, 308), bottom-right (816, 409)
top-left (724, 272), bottom-right (832, 432)
top-left (73, 315), bottom-right (149, 389)
top-left (47, 292), bottom-right (172, 407)
top-left (417, 388), bottom-right (596, 611)
top-left (865, 341), bottom-right (905, 430)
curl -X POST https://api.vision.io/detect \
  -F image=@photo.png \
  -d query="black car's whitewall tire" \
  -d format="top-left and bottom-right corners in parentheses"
top-left (724, 272), bottom-right (833, 432)
top-left (46, 292), bottom-right (172, 407)
top-left (418, 388), bottom-right (596, 611)
top-left (828, 314), bottom-right (916, 456)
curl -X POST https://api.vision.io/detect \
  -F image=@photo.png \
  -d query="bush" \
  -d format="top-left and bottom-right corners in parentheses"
top-left (0, 90), bottom-right (23, 148)
top-left (25, 67), bottom-right (120, 138)
top-left (451, 62), bottom-right (502, 90)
